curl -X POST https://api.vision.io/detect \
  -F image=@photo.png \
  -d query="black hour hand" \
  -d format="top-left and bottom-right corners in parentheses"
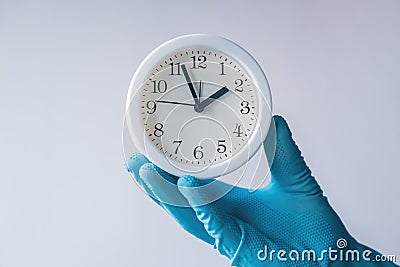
top-left (198, 86), bottom-right (229, 111)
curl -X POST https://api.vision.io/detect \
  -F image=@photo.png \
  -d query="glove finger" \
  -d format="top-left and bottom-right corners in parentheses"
top-left (125, 152), bottom-right (162, 205)
top-left (139, 163), bottom-right (214, 245)
top-left (264, 115), bottom-right (322, 196)
top-left (139, 163), bottom-right (189, 207)
top-left (124, 152), bottom-right (149, 180)
top-left (178, 175), bottom-right (242, 259)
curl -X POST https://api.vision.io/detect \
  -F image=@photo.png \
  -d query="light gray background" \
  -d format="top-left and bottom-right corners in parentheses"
top-left (0, 1), bottom-right (399, 266)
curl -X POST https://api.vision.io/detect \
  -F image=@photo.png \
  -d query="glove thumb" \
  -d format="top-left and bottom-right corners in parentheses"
top-left (265, 115), bottom-right (322, 196)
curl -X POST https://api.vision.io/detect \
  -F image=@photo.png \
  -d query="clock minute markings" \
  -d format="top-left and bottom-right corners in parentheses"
top-left (142, 51), bottom-right (256, 166)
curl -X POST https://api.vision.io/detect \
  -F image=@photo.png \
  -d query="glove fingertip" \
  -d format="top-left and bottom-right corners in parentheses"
top-left (124, 152), bottom-right (149, 173)
top-left (177, 175), bottom-right (199, 188)
top-left (138, 162), bottom-right (156, 178)
top-left (273, 115), bottom-right (293, 140)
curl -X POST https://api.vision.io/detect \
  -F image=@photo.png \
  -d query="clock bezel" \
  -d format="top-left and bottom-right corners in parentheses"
top-left (125, 34), bottom-right (272, 178)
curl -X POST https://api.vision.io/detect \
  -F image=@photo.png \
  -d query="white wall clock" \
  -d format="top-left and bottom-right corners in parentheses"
top-left (125, 34), bottom-right (272, 179)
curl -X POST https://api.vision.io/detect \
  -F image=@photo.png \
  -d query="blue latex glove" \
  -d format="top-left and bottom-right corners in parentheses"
top-left (125, 115), bottom-right (398, 266)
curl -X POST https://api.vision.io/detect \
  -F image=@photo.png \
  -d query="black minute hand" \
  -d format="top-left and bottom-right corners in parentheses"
top-left (181, 64), bottom-right (200, 106)
top-left (156, 100), bottom-right (196, 107)
top-left (198, 86), bottom-right (229, 110)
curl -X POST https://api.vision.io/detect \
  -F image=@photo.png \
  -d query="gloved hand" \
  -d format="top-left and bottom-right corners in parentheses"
top-left (125, 115), bottom-right (398, 266)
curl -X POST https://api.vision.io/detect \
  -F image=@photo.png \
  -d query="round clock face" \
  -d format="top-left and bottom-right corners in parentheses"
top-left (125, 34), bottom-right (273, 179)
top-left (139, 48), bottom-right (258, 171)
